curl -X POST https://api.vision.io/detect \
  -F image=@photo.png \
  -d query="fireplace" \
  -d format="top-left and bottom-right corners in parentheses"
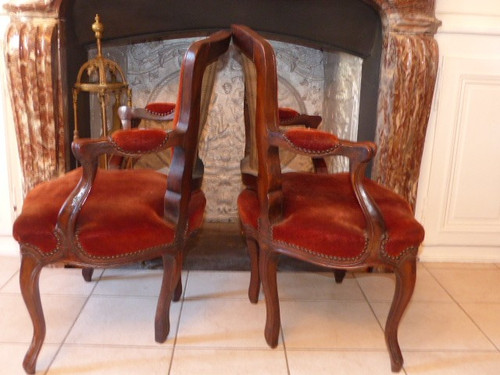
top-left (4, 0), bottom-right (440, 212)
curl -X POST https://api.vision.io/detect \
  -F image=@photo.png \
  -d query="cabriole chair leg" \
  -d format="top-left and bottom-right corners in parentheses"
top-left (20, 253), bottom-right (45, 375)
top-left (154, 253), bottom-right (181, 343)
top-left (385, 256), bottom-right (417, 372)
top-left (259, 248), bottom-right (280, 348)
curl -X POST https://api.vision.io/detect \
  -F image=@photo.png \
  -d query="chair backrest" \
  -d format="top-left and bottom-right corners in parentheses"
top-left (163, 30), bottom-right (231, 234)
top-left (119, 45), bottom-right (221, 179)
top-left (231, 24), bottom-right (284, 225)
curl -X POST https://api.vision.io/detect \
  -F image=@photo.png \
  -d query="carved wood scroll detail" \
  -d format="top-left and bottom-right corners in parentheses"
top-left (4, 0), bottom-right (440, 210)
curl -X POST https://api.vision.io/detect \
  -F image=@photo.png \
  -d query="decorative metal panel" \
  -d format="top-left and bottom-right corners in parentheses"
top-left (91, 39), bottom-right (362, 221)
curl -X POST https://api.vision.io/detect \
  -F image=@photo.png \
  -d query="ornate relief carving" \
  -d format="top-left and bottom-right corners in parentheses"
top-left (107, 40), bottom-right (356, 220)
top-left (323, 51), bottom-right (362, 173)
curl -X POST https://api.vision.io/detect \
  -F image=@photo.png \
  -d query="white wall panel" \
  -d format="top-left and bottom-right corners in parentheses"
top-left (417, 4), bottom-right (500, 262)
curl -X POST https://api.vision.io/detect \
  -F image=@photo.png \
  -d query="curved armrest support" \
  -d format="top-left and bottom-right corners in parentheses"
top-left (56, 129), bottom-right (183, 248)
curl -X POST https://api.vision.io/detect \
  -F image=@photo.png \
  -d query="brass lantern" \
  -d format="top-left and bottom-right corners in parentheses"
top-left (73, 14), bottom-right (132, 166)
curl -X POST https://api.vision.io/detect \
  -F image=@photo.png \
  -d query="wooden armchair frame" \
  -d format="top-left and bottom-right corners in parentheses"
top-left (232, 24), bottom-right (423, 372)
top-left (14, 30), bottom-right (231, 374)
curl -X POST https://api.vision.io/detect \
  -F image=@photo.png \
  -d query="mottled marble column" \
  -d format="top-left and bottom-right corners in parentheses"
top-left (368, 1), bottom-right (441, 208)
top-left (4, 0), bottom-right (66, 195)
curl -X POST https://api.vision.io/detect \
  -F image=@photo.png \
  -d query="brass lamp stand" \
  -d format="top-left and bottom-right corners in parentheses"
top-left (73, 14), bottom-right (132, 167)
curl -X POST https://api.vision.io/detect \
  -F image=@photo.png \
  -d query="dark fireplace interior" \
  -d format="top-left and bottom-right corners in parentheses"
top-left (64, 0), bottom-right (382, 167)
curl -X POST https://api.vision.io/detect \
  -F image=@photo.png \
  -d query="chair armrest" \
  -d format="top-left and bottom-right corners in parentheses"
top-left (56, 129), bottom-right (183, 244)
top-left (109, 128), bottom-right (175, 154)
top-left (270, 128), bottom-right (377, 163)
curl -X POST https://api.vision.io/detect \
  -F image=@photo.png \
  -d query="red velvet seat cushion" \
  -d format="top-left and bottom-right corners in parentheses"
top-left (13, 168), bottom-right (206, 258)
top-left (238, 172), bottom-right (424, 259)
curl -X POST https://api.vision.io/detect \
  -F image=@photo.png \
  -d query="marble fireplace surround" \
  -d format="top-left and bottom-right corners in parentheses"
top-left (4, 0), bottom-right (440, 215)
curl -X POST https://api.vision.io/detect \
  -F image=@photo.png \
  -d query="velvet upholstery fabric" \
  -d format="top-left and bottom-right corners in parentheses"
top-left (13, 168), bottom-right (206, 257)
top-left (141, 104), bottom-right (302, 124)
top-left (145, 102), bottom-right (176, 115)
top-left (278, 107), bottom-right (299, 121)
top-left (238, 172), bottom-right (424, 259)
top-left (111, 128), bottom-right (169, 154)
top-left (283, 128), bottom-right (339, 153)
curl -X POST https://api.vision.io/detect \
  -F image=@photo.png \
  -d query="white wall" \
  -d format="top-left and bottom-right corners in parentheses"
top-left (416, 0), bottom-right (500, 262)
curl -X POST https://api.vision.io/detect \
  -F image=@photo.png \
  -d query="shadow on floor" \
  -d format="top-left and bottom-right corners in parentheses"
top-left (142, 221), bottom-right (326, 272)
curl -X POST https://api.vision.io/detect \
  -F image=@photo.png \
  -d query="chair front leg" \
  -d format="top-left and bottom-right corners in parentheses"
top-left (154, 252), bottom-right (182, 343)
top-left (385, 254), bottom-right (417, 372)
top-left (19, 252), bottom-right (45, 375)
top-left (246, 236), bottom-right (260, 303)
top-left (259, 246), bottom-right (280, 348)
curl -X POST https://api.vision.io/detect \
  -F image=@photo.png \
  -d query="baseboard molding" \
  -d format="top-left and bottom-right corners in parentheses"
top-left (419, 245), bottom-right (500, 263)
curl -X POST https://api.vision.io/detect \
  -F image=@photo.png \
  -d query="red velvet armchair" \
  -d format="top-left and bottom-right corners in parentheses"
top-left (232, 24), bottom-right (424, 372)
top-left (12, 30), bottom-right (231, 374)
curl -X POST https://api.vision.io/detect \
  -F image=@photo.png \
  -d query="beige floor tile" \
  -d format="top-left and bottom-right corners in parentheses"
top-left (93, 268), bottom-right (186, 297)
top-left (287, 350), bottom-right (395, 375)
top-left (170, 348), bottom-right (288, 375)
top-left (0, 294), bottom-right (88, 343)
top-left (461, 302), bottom-right (500, 348)
top-left (47, 345), bottom-right (172, 374)
top-left (66, 295), bottom-right (181, 346)
top-left (423, 262), bottom-right (498, 270)
top-left (0, 255), bottom-right (20, 289)
top-left (176, 299), bottom-right (277, 348)
top-left (404, 351), bottom-right (500, 374)
top-left (184, 271), bottom-right (253, 300)
top-left (0, 343), bottom-right (60, 375)
top-left (427, 268), bottom-right (500, 302)
top-left (356, 266), bottom-right (452, 302)
top-left (277, 271), bottom-right (364, 301)
top-left (281, 300), bottom-right (385, 349)
top-left (2, 267), bottom-right (103, 295)
top-left (371, 301), bottom-right (495, 351)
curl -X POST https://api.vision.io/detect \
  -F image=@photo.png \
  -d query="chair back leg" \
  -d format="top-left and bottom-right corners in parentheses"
top-left (246, 237), bottom-right (260, 304)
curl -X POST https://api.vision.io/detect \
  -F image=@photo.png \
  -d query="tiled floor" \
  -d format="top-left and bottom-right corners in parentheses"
top-left (1, 255), bottom-right (500, 374)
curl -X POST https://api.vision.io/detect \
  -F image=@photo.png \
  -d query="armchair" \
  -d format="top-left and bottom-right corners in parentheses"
top-left (12, 30), bottom-right (231, 374)
top-left (232, 24), bottom-right (424, 372)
